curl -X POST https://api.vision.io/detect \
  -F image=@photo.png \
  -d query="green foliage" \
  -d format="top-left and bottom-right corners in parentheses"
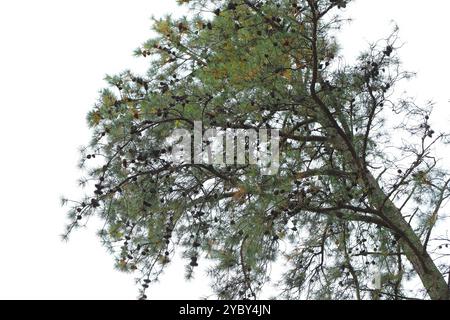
top-left (65, 0), bottom-right (450, 300)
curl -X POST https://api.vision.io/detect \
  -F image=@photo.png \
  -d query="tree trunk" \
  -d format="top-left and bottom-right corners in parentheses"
top-left (366, 173), bottom-right (450, 300)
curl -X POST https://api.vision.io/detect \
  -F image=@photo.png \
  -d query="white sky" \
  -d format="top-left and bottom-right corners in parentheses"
top-left (0, 0), bottom-right (449, 300)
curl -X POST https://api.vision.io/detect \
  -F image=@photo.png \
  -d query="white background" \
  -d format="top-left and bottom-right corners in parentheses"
top-left (0, 0), bottom-right (449, 299)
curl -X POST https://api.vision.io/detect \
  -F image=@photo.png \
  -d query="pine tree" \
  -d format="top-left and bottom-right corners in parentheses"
top-left (64, 0), bottom-right (450, 300)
